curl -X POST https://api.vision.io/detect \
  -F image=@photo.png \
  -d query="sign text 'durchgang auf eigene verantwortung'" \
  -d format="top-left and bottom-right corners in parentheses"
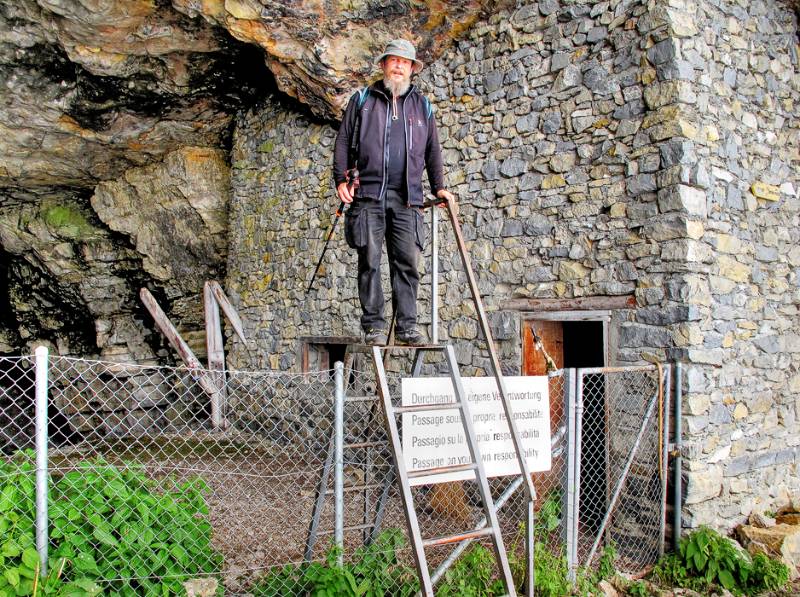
top-left (401, 376), bottom-right (551, 486)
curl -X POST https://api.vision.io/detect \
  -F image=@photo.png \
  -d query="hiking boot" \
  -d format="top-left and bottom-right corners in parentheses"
top-left (395, 328), bottom-right (424, 346)
top-left (364, 328), bottom-right (388, 346)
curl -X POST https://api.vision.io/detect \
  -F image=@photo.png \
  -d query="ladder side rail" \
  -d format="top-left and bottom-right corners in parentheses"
top-left (443, 199), bottom-right (537, 503)
top-left (443, 345), bottom-right (516, 596)
top-left (372, 347), bottom-right (435, 596)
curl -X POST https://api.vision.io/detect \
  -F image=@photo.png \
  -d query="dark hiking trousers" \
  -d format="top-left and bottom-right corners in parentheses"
top-left (344, 190), bottom-right (425, 334)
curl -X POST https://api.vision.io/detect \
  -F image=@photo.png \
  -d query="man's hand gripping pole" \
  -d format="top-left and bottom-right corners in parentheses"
top-left (306, 169), bottom-right (359, 294)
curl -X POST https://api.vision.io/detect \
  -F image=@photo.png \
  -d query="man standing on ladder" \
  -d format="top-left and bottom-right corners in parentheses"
top-left (333, 39), bottom-right (454, 347)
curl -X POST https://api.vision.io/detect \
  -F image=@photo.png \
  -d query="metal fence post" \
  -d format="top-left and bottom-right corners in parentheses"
top-left (673, 362), bottom-right (683, 551)
top-left (526, 499), bottom-right (535, 597)
top-left (564, 368), bottom-right (577, 579)
top-left (659, 366), bottom-right (672, 557)
top-left (34, 346), bottom-right (49, 575)
top-left (333, 361), bottom-right (345, 565)
top-left (569, 369), bottom-right (586, 581)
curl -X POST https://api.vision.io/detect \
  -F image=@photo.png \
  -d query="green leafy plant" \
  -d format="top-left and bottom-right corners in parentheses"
top-left (626, 580), bottom-right (651, 596)
top-left (654, 526), bottom-right (789, 595)
top-left (747, 552), bottom-right (790, 592)
top-left (595, 543), bottom-right (617, 583)
top-left (253, 529), bottom-right (418, 597)
top-left (535, 490), bottom-right (562, 537)
top-left (437, 544), bottom-right (505, 596)
top-left (0, 452), bottom-right (221, 596)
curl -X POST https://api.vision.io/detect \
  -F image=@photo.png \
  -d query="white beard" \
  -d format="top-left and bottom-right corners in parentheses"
top-left (383, 76), bottom-right (411, 97)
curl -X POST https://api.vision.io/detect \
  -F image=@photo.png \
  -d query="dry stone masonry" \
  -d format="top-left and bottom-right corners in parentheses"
top-left (226, 0), bottom-right (800, 532)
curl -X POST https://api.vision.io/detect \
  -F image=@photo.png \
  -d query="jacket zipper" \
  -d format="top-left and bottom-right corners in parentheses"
top-left (403, 94), bottom-right (410, 207)
top-left (378, 95), bottom-right (391, 202)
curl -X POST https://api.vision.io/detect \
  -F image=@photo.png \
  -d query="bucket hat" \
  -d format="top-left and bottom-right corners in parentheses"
top-left (375, 39), bottom-right (424, 72)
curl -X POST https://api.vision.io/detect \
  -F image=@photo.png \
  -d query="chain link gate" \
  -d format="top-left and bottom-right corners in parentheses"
top-left (569, 364), bottom-right (671, 576)
top-left (0, 350), bottom-right (673, 595)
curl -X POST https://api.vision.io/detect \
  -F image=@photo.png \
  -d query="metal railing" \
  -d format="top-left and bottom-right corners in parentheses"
top-left (0, 349), bottom-right (672, 595)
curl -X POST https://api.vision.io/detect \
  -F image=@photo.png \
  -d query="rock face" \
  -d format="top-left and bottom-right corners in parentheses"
top-left (0, 1), bottom-right (263, 191)
top-left (91, 147), bottom-right (230, 299)
top-left (0, 146), bottom-right (230, 361)
top-left (0, 0), bottom-right (270, 358)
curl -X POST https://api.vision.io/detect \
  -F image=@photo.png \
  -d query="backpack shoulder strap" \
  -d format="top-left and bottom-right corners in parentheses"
top-left (422, 95), bottom-right (433, 119)
top-left (356, 87), bottom-right (369, 109)
top-left (349, 87), bottom-right (369, 164)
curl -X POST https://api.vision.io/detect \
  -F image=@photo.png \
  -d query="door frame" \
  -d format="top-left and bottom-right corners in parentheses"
top-left (521, 310), bottom-right (611, 369)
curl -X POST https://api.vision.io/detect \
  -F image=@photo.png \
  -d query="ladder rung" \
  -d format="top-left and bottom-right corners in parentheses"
top-left (407, 462), bottom-right (476, 479)
top-left (344, 441), bottom-right (384, 449)
top-left (318, 523), bottom-right (375, 535)
top-left (345, 395), bottom-right (379, 403)
top-left (393, 402), bottom-right (460, 414)
top-left (422, 527), bottom-right (495, 547)
top-left (325, 483), bottom-right (385, 495)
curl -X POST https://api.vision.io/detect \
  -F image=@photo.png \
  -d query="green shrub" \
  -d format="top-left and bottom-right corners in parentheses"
top-left (0, 452), bottom-right (221, 596)
top-left (437, 544), bottom-right (505, 596)
top-left (626, 580), bottom-right (652, 596)
top-left (253, 516), bottom-right (619, 597)
top-left (252, 529), bottom-right (418, 597)
top-left (654, 526), bottom-right (789, 595)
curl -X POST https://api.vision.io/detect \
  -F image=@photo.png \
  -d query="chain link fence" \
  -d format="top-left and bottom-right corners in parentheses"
top-left (0, 350), bottom-right (670, 595)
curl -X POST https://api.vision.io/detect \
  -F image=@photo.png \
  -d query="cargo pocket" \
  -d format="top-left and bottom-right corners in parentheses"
top-left (344, 205), bottom-right (367, 249)
top-left (413, 209), bottom-right (426, 251)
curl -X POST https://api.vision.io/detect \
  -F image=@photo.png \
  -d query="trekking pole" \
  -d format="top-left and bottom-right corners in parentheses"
top-left (306, 169), bottom-right (359, 294)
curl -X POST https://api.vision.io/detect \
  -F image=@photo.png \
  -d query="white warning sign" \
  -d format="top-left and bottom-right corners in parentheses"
top-left (401, 376), bottom-right (551, 486)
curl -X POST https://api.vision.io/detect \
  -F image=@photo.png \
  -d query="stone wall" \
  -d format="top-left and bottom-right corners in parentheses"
top-left (667, 0), bottom-right (800, 528)
top-left (225, 0), bottom-right (800, 531)
top-left (228, 0), bottom-right (664, 371)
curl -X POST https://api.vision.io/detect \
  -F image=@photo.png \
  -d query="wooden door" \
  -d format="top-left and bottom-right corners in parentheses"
top-left (522, 320), bottom-right (565, 510)
top-left (523, 320), bottom-right (564, 432)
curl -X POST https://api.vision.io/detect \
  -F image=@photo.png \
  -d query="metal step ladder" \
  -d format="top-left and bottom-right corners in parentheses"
top-left (372, 342), bottom-right (517, 597)
top-left (306, 194), bottom-right (538, 594)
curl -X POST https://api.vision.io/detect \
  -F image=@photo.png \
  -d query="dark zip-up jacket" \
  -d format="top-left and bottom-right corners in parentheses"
top-left (333, 81), bottom-right (445, 207)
